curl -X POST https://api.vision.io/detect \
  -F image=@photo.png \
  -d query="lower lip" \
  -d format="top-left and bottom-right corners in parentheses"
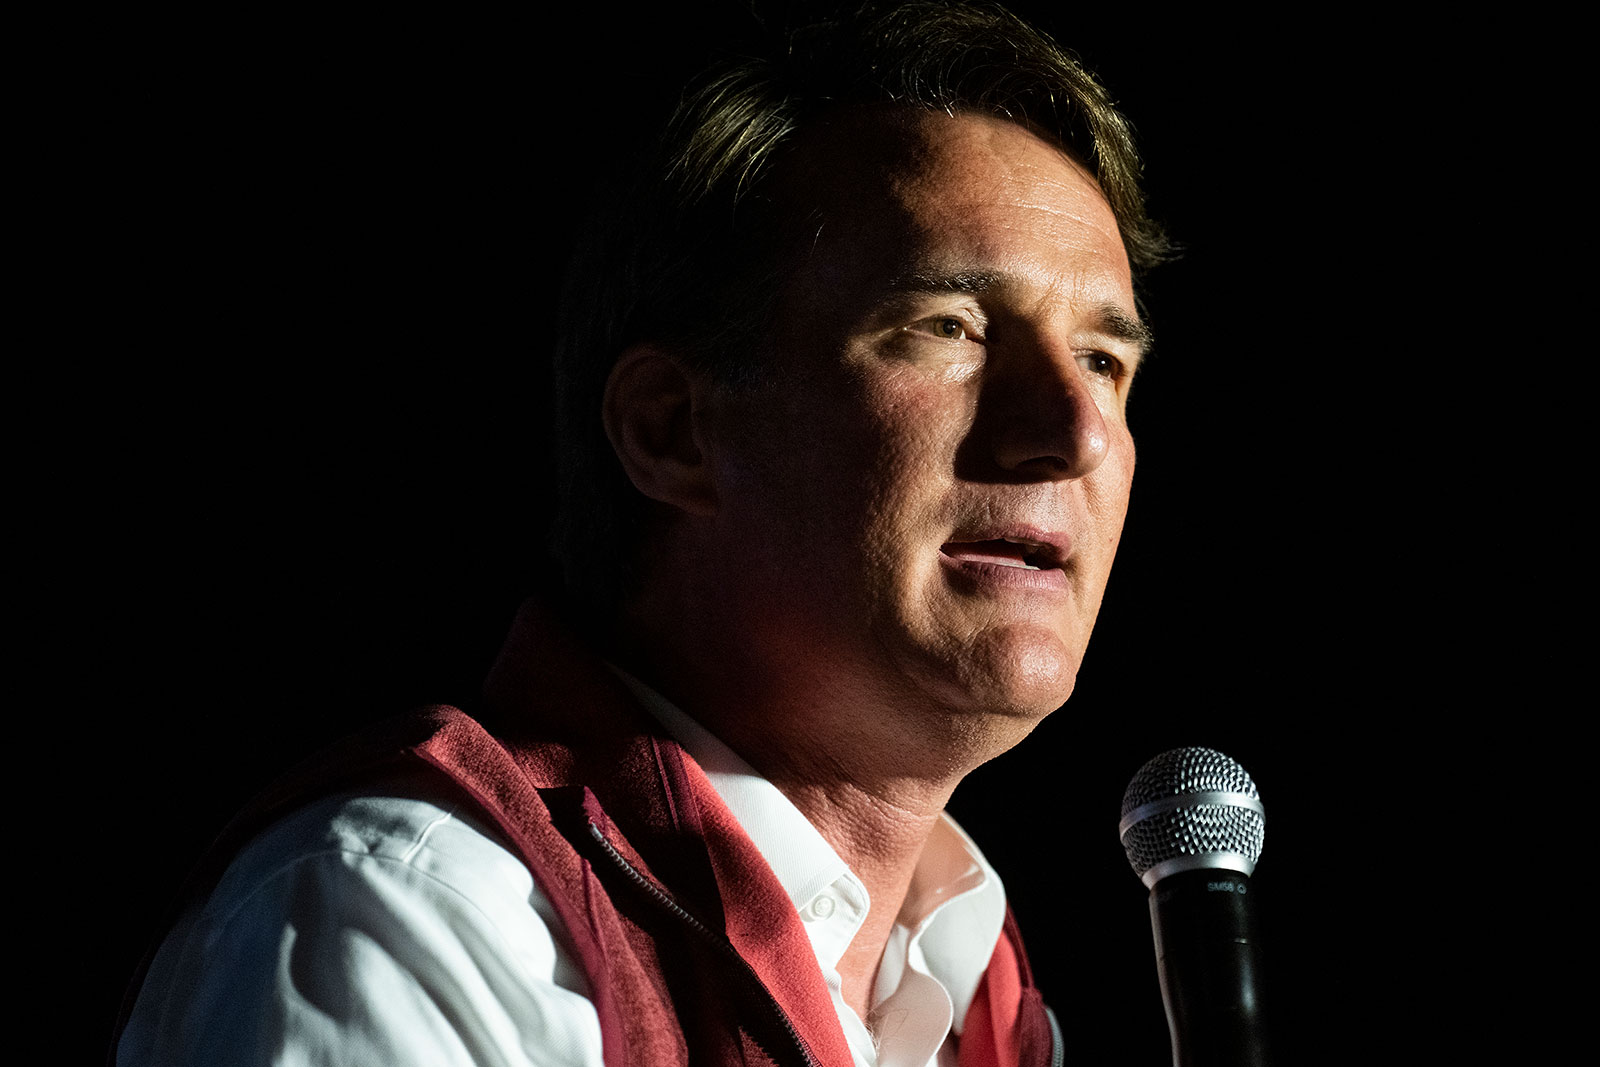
top-left (937, 552), bottom-right (1071, 593)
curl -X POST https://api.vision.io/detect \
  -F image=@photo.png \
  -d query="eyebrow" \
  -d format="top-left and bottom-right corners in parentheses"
top-left (894, 268), bottom-right (1006, 295)
top-left (888, 268), bottom-right (1155, 359)
top-left (1097, 304), bottom-right (1155, 360)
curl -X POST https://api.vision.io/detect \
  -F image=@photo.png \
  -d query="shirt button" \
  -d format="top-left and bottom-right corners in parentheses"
top-left (810, 895), bottom-right (836, 920)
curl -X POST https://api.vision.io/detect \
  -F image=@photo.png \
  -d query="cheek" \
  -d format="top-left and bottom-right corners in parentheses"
top-left (857, 373), bottom-right (974, 489)
top-left (1085, 430), bottom-right (1136, 555)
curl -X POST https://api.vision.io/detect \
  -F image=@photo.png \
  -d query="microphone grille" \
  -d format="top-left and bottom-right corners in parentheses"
top-left (1119, 747), bottom-right (1264, 886)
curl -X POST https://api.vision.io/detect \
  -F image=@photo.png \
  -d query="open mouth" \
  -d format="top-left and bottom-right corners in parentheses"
top-left (940, 537), bottom-right (1059, 571)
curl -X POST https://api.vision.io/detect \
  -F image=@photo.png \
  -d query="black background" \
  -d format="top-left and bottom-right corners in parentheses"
top-left (82, 4), bottom-right (1549, 1063)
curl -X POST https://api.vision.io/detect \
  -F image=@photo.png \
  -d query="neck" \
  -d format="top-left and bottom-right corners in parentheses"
top-left (773, 771), bottom-right (953, 1019)
top-left (613, 587), bottom-right (1032, 1018)
top-left (615, 631), bottom-right (985, 1019)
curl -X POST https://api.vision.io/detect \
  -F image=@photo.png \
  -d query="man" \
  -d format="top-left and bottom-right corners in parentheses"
top-left (117, 3), bottom-right (1167, 1064)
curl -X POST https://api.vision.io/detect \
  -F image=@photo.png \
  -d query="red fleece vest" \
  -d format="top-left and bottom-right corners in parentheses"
top-left (129, 602), bottom-right (1058, 1066)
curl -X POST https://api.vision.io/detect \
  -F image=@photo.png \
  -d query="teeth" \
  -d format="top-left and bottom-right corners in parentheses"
top-left (1003, 537), bottom-right (1045, 569)
top-left (941, 537), bottom-right (1050, 571)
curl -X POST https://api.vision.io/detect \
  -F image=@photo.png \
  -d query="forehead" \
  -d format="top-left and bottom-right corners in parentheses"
top-left (774, 108), bottom-right (1135, 323)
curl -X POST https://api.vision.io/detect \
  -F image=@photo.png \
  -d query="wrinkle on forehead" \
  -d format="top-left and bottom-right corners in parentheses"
top-left (765, 105), bottom-right (1142, 378)
top-left (797, 108), bottom-right (1130, 280)
top-left (904, 120), bottom-right (1124, 267)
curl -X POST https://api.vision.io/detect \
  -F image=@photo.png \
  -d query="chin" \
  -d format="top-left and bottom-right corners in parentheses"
top-left (927, 623), bottom-right (1085, 722)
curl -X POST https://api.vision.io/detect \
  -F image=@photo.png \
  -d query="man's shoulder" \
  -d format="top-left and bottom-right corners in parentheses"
top-left (118, 764), bottom-right (605, 1067)
top-left (203, 770), bottom-right (537, 923)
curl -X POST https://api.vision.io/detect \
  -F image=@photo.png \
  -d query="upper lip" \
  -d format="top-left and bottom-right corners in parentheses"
top-left (939, 525), bottom-right (1071, 569)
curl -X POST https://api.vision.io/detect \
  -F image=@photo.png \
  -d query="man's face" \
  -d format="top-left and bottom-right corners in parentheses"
top-left (697, 109), bottom-right (1142, 735)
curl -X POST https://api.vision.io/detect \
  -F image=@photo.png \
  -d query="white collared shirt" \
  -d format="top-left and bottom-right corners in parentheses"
top-left (616, 673), bottom-right (1007, 1067)
top-left (119, 691), bottom-right (1006, 1067)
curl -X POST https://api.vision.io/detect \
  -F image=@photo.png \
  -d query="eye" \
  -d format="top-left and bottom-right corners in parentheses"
top-left (908, 316), bottom-right (972, 341)
top-left (1077, 351), bottom-right (1124, 379)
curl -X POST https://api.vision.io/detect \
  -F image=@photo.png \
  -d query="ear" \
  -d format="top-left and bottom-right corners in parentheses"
top-left (602, 344), bottom-right (719, 517)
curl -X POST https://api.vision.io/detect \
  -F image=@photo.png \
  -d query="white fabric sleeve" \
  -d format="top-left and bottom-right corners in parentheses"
top-left (117, 789), bottom-right (606, 1067)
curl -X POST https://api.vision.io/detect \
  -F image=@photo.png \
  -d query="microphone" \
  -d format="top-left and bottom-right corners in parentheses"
top-left (1119, 747), bottom-right (1269, 1067)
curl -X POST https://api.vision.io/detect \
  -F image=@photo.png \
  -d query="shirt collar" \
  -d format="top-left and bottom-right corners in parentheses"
top-left (610, 667), bottom-right (1006, 1031)
top-left (611, 668), bottom-right (851, 914)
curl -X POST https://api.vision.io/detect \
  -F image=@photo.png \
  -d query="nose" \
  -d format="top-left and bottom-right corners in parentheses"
top-left (980, 352), bottom-right (1111, 481)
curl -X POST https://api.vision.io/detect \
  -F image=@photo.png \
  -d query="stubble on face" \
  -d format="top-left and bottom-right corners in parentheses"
top-left (687, 108), bottom-right (1140, 761)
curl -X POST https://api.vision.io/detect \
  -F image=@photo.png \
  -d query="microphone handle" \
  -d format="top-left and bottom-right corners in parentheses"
top-left (1149, 868), bottom-right (1269, 1067)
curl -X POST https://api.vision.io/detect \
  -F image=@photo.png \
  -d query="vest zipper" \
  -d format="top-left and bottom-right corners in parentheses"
top-left (1044, 1004), bottom-right (1064, 1067)
top-left (586, 820), bottom-right (821, 1067)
